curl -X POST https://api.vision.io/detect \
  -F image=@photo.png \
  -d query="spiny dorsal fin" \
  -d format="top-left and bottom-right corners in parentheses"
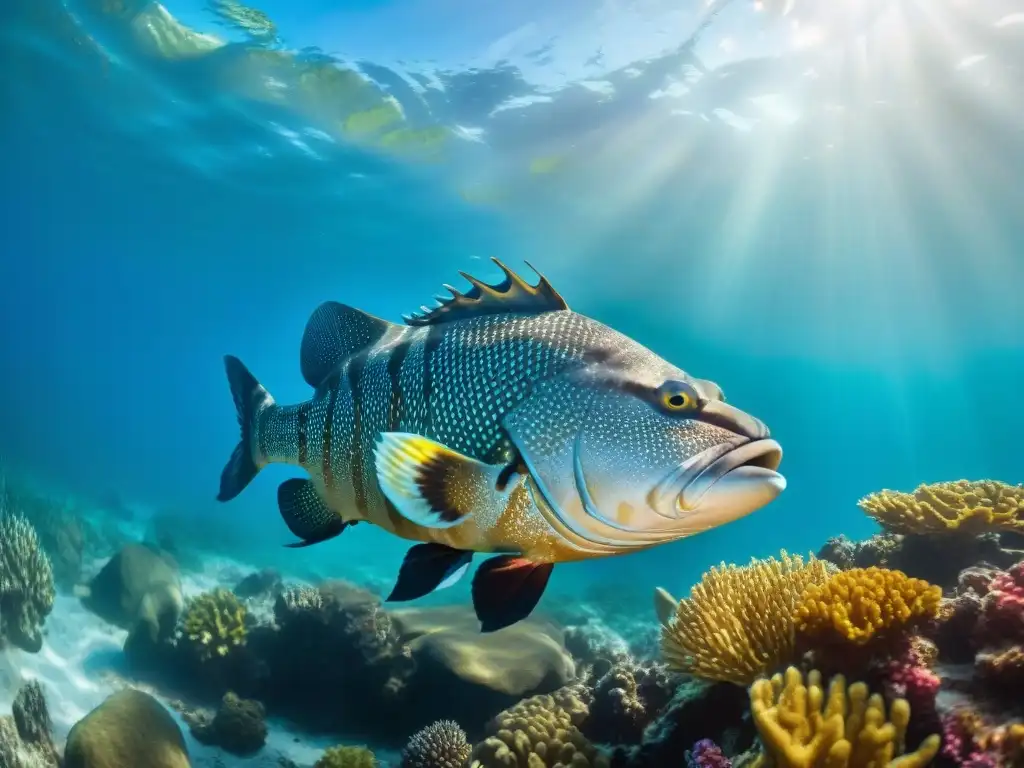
top-left (403, 258), bottom-right (568, 326)
top-left (300, 302), bottom-right (392, 388)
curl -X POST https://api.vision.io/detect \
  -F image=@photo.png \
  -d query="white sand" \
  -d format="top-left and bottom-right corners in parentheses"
top-left (0, 555), bottom-right (390, 768)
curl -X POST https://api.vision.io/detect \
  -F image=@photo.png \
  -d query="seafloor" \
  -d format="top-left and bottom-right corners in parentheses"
top-left (1, 474), bottom-right (1023, 768)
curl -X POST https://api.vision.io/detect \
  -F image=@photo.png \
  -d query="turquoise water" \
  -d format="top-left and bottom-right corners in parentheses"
top-left (1, 0), bottom-right (1022, 607)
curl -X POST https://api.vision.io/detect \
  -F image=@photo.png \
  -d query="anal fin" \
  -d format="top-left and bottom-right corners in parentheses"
top-left (277, 478), bottom-right (349, 548)
top-left (374, 432), bottom-right (511, 530)
top-left (387, 543), bottom-right (473, 602)
top-left (472, 555), bottom-right (553, 632)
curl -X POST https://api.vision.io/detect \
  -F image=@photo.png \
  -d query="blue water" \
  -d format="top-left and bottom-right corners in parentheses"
top-left (1, 0), bottom-right (1022, 603)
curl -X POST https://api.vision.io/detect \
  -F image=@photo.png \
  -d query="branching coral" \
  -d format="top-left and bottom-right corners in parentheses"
top-left (401, 720), bottom-right (471, 768)
top-left (795, 568), bottom-right (941, 647)
top-left (0, 514), bottom-right (56, 653)
top-left (659, 552), bottom-right (835, 685)
top-left (178, 587), bottom-right (247, 662)
top-left (749, 666), bottom-right (940, 768)
top-left (858, 480), bottom-right (1024, 535)
top-left (468, 685), bottom-right (608, 768)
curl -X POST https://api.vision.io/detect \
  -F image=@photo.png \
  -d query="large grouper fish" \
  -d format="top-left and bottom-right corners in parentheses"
top-left (217, 259), bottom-right (786, 631)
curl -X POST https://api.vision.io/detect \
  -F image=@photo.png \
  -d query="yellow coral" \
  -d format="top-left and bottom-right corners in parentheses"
top-left (468, 686), bottom-right (607, 768)
top-left (858, 480), bottom-right (1024, 535)
top-left (795, 568), bottom-right (941, 646)
top-left (750, 666), bottom-right (940, 768)
top-left (179, 588), bottom-right (247, 662)
top-left (660, 552), bottom-right (836, 685)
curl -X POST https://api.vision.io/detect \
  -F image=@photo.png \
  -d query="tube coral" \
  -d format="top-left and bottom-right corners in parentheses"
top-left (659, 552), bottom-right (835, 685)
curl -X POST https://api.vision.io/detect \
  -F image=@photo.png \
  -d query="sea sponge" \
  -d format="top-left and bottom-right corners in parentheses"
top-left (659, 552), bottom-right (835, 685)
top-left (795, 568), bottom-right (941, 647)
top-left (178, 587), bottom-right (247, 662)
top-left (401, 720), bottom-right (471, 768)
top-left (315, 745), bottom-right (377, 768)
top-left (0, 514), bottom-right (56, 653)
top-left (749, 666), bottom-right (940, 768)
top-left (858, 480), bottom-right (1024, 535)
top-left (468, 685), bottom-right (608, 768)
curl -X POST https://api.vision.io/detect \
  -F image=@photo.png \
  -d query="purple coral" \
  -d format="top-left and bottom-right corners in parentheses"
top-left (686, 739), bottom-right (731, 768)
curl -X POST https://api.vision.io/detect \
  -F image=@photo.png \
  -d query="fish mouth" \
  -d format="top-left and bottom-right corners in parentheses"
top-left (671, 438), bottom-right (785, 516)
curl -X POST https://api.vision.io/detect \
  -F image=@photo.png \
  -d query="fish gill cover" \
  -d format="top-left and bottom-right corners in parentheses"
top-left (0, 0), bottom-right (1022, 765)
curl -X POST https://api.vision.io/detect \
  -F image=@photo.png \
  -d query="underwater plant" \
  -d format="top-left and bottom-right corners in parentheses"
top-left (749, 666), bottom-right (940, 767)
top-left (658, 551), bottom-right (835, 685)
top-left (0, 513), bottom-right (55, 653)
top-left (178, 587), bottom-right (247, 662)
top-left (858, 480), bottom-right (1024, 535)
top-left (315, 745), bottom-right (378, 768)
top-left (794, 567), bottom-right (941, 647)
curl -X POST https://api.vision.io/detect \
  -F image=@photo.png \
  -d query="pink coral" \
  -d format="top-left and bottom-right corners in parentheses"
top-left (975, 562), bottom-right (1024, 647)
top-left (942, 711), bottom-right (998, 767)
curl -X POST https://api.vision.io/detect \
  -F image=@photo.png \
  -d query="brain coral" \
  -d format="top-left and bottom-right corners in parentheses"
top-left (0, 514), bottom-right (56, 653)
top-left (858, 480), bottom-right (1024, 535)
top-left (749, 666), bottom-right (940, 768)
top-left (795, 567), bottom-right (941, 647)
top-left (659, 552), bottom-right (835, 685)
top-left (178, 587), bottom-right (247, 662)
top-left (468, 685), bottom-right (608, 768)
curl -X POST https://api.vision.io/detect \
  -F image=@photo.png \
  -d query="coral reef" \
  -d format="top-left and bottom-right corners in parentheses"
top-left (186, 691), bottom-right (267, 756)
top-left (687, 739), bottom-right (732, 768)
top-left (402, 720), bottom-right (472, 768)
top-left (749, 666), bottom-right (940, 767)
top-left (0, 681), bottom-right (59, 768)
top-left (0, 513), bottom-right (56, 652)
top-left (658, 552), bottom-right (835, 684)
top-left (315, 745), bottom-right (377, 768)
top-left (63, 689), bottom-right (191, 768)
top-left (584, 661), bottom-right (677, 745)
top-left (859, 481), bottom-right (1024, 535)
top-left (178, 587), bottom-right (248, 662)
top-left (468, 685), bottom-right (609, 768)
top-left (795, 567), bottom-right (942, 647)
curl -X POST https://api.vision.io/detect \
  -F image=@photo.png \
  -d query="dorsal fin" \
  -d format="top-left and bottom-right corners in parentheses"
top-left (300, 302), bottom-right (391, 387)
top-left (403, 258), bottom-right (568, 327)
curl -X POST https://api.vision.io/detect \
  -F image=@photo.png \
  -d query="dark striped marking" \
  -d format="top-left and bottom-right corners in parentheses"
top-left (321, 371), bottom-right (341, 489)
top-left (297, 402), bottom-right (309, 465)
top-left (421, 324), bottom-right (445, 434)
top-left (347, 354), bottom-right (368, 515)
top-left (386, 337), bottom-right (411, 431)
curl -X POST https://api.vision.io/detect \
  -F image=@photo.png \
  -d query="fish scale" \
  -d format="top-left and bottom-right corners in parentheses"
top-left (218, 259), bottom-right (785, 633)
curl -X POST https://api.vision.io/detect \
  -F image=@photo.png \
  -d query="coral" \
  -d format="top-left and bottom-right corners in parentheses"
top-left (178, 587), bottom-right (247, 662)
top-left (401, 720), bottom-right (472, 768)
top-left (817, 535), bottom-right (903, 571)
top-left (749, 666), bottom-right (940, 768)
top-left (234, 568), bottom-right (283, 600)
top-left (585, 661), bottom-right (676, 744)
top-left (858, 480), bottom-right (1024, 535)
top-left (687, 739), bottom-right (732, 768)
top-left (64, 689), bottom-right (190, 768)
top-left (940, 710), bottom-right (997, 767)
top-left (187, 691), bottom-right (266, 756)
top-left (468, 685), bottom-right (609, 768)
top-left (659, 552), bottom-right (835, 685)
top-left (0, 681), bottom-right (59, 768)
top-left (0, 514), bottom-right (56, 653)
top-left (975, 646), bottom-right (1024, 694)
top-left (876, 641), bottom-right (941, 748)
top-left (315, 745), bottom-right (377, 768)
top-left (975, 562), bottom-right (1024, 645)
top-left (795, 568), bottom-right (941, 647)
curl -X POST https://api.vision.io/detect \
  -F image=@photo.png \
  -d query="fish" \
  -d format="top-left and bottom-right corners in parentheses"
top-left (216, 259), bottom-right (785, 632)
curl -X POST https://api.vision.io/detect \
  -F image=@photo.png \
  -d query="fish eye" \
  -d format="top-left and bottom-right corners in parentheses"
top-left (657, 381), bottom-right (701, 413)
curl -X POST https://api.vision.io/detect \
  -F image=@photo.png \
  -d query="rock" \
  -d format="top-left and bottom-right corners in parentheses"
top-left (0, 681), bottom-right (59, 768)
top-left (64, 689), bottom-right (190, 768)
top-left (76, 544), bottom-right (183, 648)
top-left (187, 692), bottom-right (267, 756)
top-left (234, 568), bottom-right (283, 600)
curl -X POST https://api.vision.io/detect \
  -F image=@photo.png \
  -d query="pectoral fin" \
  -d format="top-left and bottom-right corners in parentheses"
top-left (373, 432), bottom-right (509, 529)
top-left (471, 555), bottom-right (553, 632)
top-left (277, 478), bottom-right (349, 548)
top-left (387, 543), bottom-right (473, 602)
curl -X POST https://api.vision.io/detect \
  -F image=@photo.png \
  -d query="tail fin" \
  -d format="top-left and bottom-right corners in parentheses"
top-left (218, 355), bottom-right (274, 502)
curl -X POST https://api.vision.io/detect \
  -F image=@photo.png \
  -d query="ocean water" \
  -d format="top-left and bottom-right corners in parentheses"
top-left (0, 0), bottom-right (1022, 758)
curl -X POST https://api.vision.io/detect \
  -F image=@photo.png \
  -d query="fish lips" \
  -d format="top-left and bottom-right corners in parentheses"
top-left (653, 438), bottom-right (785, 519)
